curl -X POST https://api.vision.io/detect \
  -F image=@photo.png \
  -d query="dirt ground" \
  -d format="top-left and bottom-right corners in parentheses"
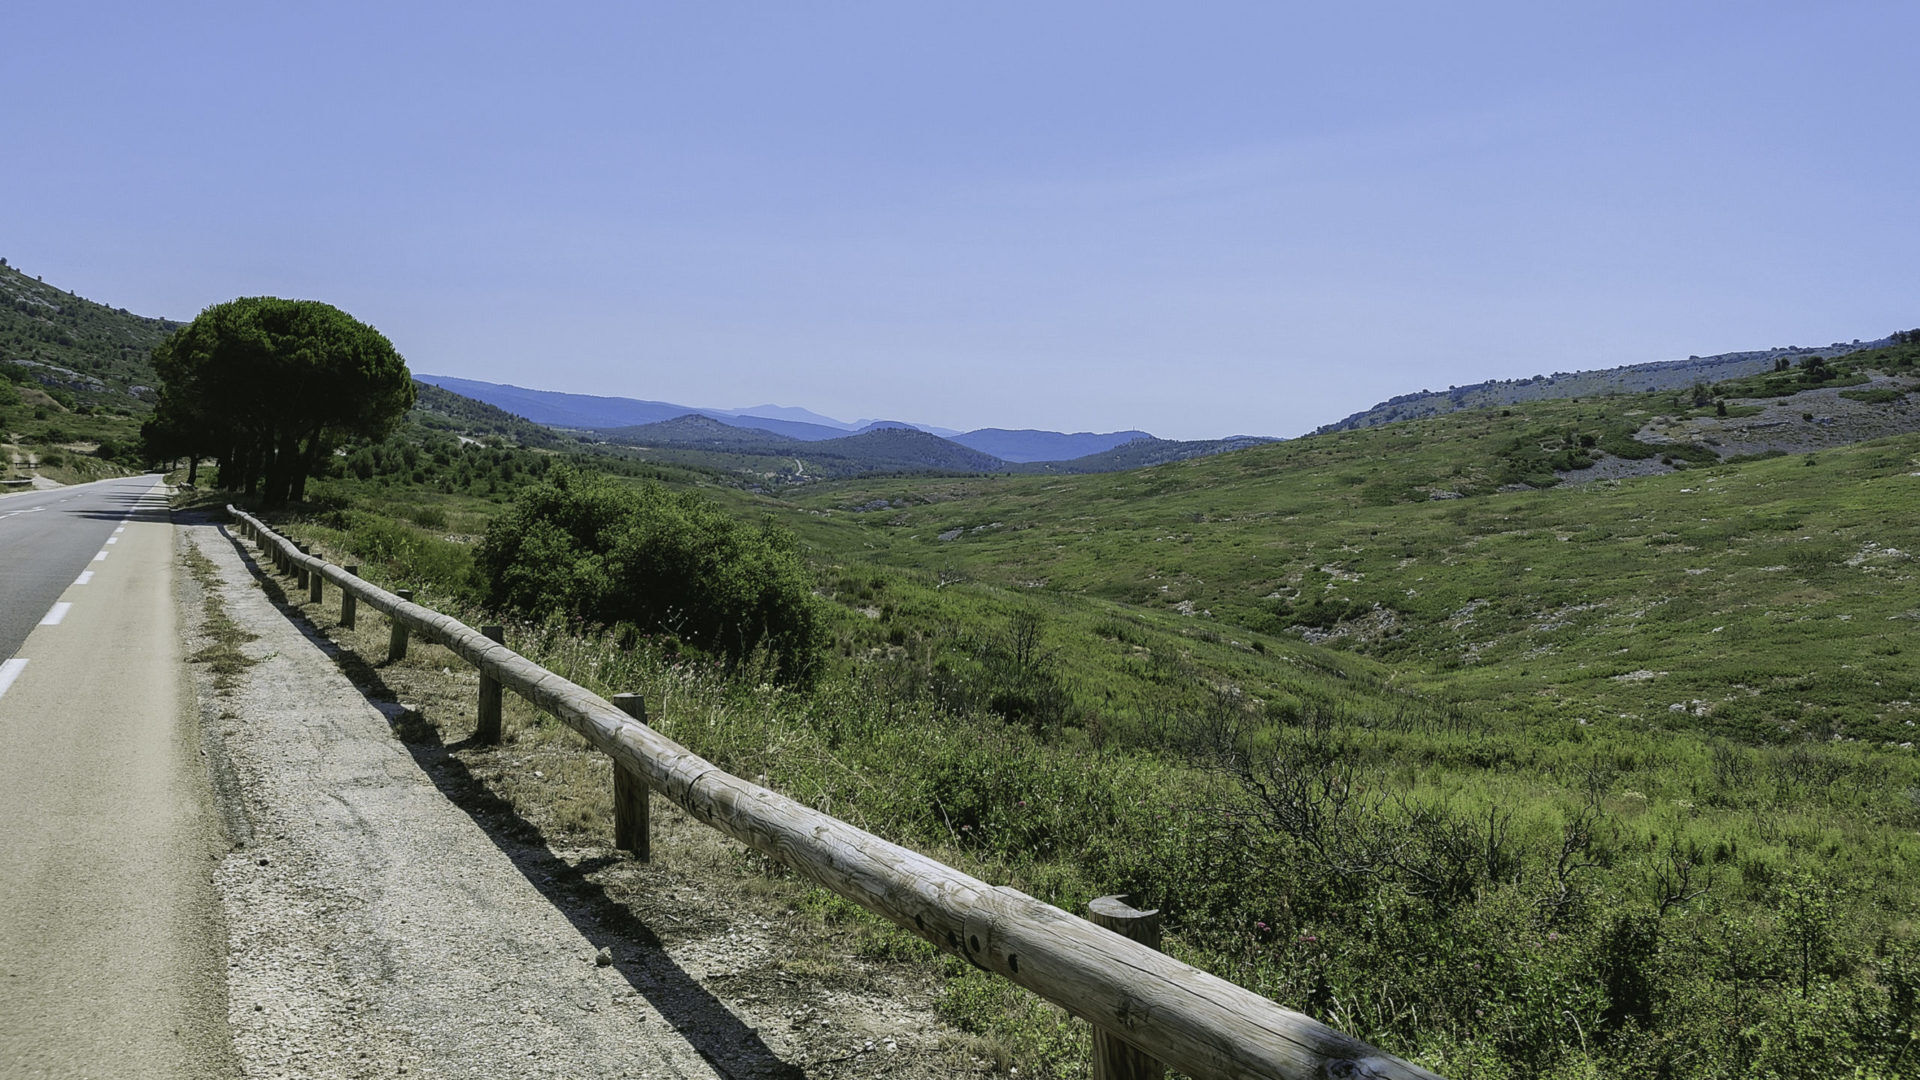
top-left (178, 513), bottom-right (1002, 1079)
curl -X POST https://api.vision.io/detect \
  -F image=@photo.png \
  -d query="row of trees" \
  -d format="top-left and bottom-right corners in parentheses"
top-left (143, 297), bottom-right (414, 505)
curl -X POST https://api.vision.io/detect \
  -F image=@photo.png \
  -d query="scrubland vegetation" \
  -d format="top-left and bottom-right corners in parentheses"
top-left (237, 343), bottom-right (1920, 1079)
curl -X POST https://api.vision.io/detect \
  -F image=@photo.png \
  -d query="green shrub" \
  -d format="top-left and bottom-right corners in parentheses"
top-left (1839, 386), bottom-right (1905, 405)
top-left (477, 468), bottom-right (823, 683)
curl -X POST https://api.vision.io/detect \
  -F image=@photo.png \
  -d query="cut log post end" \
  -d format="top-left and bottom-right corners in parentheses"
top-left (611, 693), bottom-right (652, 862)
top-left (1088, 895), bottom-right (1167, 1080)
top-left (476, 625), bottom-right (504, 744)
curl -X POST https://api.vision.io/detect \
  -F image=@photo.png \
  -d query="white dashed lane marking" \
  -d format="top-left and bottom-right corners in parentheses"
top-left (93, 551), bottom-right (108, 562)
top-left (40, 603), bottom-right (72, 627)
top-left (74, 571), bottom-right (94, 586)
top-left (0, 659), bottom-right (26, 700)
top-left (106, 537), bottom-right (118, 545)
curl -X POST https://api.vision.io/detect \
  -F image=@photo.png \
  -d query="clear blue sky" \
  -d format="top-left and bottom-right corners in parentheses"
top-left (5, 2), bottom-right (1916, 439)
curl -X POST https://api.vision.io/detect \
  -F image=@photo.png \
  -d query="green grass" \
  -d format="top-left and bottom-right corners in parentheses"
top-left (745, 392), bottom-right (1920, 750)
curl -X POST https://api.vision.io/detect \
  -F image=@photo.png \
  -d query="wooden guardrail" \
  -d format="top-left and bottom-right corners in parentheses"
top-left (227, 506), bottom-right (1443, 1080)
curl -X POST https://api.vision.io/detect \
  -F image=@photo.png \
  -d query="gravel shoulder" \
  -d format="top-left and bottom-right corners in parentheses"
top-left (179, 516), bottom-right (985, 1079)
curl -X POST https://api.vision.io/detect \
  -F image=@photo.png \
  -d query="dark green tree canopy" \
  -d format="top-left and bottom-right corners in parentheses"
top-left (147, 297), bottom-right (414, 503)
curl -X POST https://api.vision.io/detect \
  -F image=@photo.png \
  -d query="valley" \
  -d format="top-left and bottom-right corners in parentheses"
top-left (6, 257), bottom-right (1919, 1077)
top-left (252, 338), bottom-right (1920, 1079)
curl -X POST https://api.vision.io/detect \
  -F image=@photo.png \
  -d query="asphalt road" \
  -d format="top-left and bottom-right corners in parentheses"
top-left (0, 478), bottom-right (238, 1078)
top-left (0, 477), bottom-right (167, 660)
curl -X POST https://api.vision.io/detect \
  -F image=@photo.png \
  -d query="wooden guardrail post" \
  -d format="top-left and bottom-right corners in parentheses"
top-left (387, 589), bottom-right (413, 662)
top-left (295, 544), bottom-right (311, 592)
top-left (1089, 895), bottom-right (1167, 1080)
top-left (308, 550), bottom-right (324, 604)
top-left (610, 693), bottom-right (651, 861)
top-left (476, 625), bottom-right (504, 743)
top-left (340, 566), bottom-right (358, 628)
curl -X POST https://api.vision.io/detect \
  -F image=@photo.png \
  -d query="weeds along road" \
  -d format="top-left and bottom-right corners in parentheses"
top-left (0, 476), bottom-right (238, 1079)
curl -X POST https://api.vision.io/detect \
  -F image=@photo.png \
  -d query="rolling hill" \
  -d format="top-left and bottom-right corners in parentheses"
top-left (1318, 335), bottom-right (1895, 432)
top-left (409, 379), bottom-right (565, 449)
top-left (0, 261), bottom-right (181, 408)
top-left (604, 413), bottom-right (803, 452)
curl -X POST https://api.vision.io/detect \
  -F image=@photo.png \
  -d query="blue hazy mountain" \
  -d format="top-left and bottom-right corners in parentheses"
top-left (949, 427), bottom-right (1153, 463)
top-left (415, 374), bottom-right (1164, 455)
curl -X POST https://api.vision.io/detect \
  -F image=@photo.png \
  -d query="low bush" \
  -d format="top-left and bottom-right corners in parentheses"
top-left (477, 468), bottom-right (823, 683)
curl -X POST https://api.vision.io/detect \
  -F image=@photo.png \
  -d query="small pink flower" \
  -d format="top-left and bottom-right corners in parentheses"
top-left (1299, 934), bottom-right (1318, 943)
top-left (1254, 921), bottom-right (1269, 931)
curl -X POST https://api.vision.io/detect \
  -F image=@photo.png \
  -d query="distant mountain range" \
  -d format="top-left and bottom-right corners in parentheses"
top-left (952, 427), bottom-right (1153, 462)
top-left (412, 374), bottom-right (1276, 479)
top-left (414, 374), bottom-right (1191, 463)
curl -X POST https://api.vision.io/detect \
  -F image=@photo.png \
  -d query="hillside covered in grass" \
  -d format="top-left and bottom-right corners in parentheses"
top-left (762, 350), bottom-right (1920, 746)
top-left (0, 260), bottom-right (180, 406)
top-left (1319, 334), bottom-right (1896, 432)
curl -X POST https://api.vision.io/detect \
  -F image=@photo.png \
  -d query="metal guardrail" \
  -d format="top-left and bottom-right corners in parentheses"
top-left (228, 505), bottom-right (1443, 1080)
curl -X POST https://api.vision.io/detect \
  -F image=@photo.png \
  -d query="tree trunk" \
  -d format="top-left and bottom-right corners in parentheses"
top-left (289, 430), bottom-right (327, 504)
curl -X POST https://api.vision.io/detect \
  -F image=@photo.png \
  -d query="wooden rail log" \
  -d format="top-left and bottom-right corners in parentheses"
top-left (228, 507), bottom-right (1442, 1080)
